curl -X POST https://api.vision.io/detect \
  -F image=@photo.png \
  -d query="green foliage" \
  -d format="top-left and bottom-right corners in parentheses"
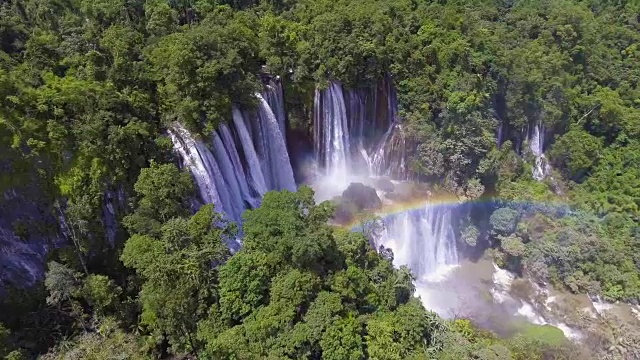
top-left (81, 275), bottom-right (122, 316)
top-left (122, 203), bottom-right (231, 353)
top-left (549, 128), bottom-right (604, 182)
top-left (461, 224), bottom-right (480, 247)
top-left (44, 261), bottom-right (83, 307)
top-left (500, 235), bottom-right (526, 258)
top-left (572, 141), bottom-right (640, 218)
top-left (490, 208), bottom-right (520, 236)
top-left (199, 188), bottom-right (445, 359)
top-left (40, 318), bottom-right (150, 360)
top-left (148, 7), bottom-right (261, 133)
top-left (320, 316), bottom-right (364, 360)
top-left (123, 162), bottom-right (194, 235)
top-left (0, 0), bottom-right (639, 359)
top-left (0, 323), bottom-right (10, 358)
top-left (499, 211), bottom-right (640, 302)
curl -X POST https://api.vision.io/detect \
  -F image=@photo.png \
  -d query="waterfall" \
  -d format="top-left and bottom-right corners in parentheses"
top-left (169, 92), bottom-right (295, 226)
top-left (168, 124), bottom-right (224, 211)
top-left (314, 82), bottom-right (350, 177)
top-left (255, 94), bottom-right (297, 192)
top-left (528, 121), bottom-right (550, 180)
top-left (346, 89), bottom-right (366, 150)
top-left (376, 204), bottom-right (459, 281)
top-left (264, 78), bottom-right (287, 144)
top-left (366, 123), bottom-right (410, 180)
top-left (212, 133), bottom-right (248, 221)
top-left (232, 108), bottom-right (268, 197)
top-left (367, 125), bottom-right (395, 176)
top-left (312, 78), bottom-right (407, 179)
top-left (218, 123), bottom-right (259, 208)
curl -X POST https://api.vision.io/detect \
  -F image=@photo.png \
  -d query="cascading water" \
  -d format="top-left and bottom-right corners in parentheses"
top-left (218, 123), bottom-right (259, 208)
top-left (255, 94), bottom-right (297, 192)
top-left (310, 78), bottom-right (462, 314)
top-left (528, 120), bottom-right (550, 180)
top-left (264, 78), bottom-right (287, 145)
top-left (377, 204), bottom-right (459, 282)
top-left (169, 92), bottom-right (295, 227)
top-left (312, 78), bottom-right (403, 179)
top-left (169, 124), bottom-right (238, 222)
top-left (211, 133), bottom-right (249, 222)
top-left (232, 108), bottom-right (268, 197)
top-left (313, 82), bottom-right (351, 177)
top-left (366, 123), bottom-right (410, 180)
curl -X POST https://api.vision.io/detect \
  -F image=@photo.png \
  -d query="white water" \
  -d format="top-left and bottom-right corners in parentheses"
top-left (529, 121), bottom-right (550, 180)
top-left (490, 263), bottom-right (582, 340)
top-left (218, 123), bottom-right (259, 208)
top-left (232, 108), bottom-right (268, 197)
top-left (168, 124), bottom-right (224, 210)
top-left (378, 204), bottom-right (459, 282)
top-left (308, 80), bottom-right (591, 341)
top-left (169, 92), bottom-right (295, 226)
top-left (311, 79), bottom-right (409, 187)
top-left (212, 133), bottom-right (246, 223)
top-left (264, 78), bottom-right (287, 144)
top-left (255, 94), bottom-right (297, 192)
top-left (366, 125), bottom-right (394, 176)
top-left (314, 82), bottom-right (351, 180)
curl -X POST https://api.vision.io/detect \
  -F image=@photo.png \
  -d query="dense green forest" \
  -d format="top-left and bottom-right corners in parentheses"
top-left (0, 0), bottom-right (639, 358)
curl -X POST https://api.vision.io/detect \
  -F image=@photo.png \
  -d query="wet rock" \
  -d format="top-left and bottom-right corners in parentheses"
top-left (374, 178), bottom-right (395, 193)
top-left (332, 183), bottom-right (382, 225)
top-left (384, 182), bottom-right (431, 202)
top-left (342, 182), bottom-right (382, 211)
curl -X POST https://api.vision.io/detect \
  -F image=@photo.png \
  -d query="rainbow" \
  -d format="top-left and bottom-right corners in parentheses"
top-left (336, 192), bottom-right (574, 229)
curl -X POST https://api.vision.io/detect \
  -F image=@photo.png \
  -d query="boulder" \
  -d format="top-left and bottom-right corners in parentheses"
top-left (332, 183), bottom-right (383, 225)
top-left (374, 178), bottom-right (395, 193)
top-left (342, 182), bottom-right (382, 211)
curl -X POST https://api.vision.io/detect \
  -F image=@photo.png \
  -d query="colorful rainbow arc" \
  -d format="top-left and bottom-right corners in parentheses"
top-left (337, 193), bottom-right (574, 229)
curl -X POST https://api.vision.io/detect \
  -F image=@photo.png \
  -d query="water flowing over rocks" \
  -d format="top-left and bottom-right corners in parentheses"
top-left (376, 203), bottom-right (460, 282)
top-left (312, 78), bottom-right (409, 182)
top-left (169, 85), bottom-right (296, 235)
top-left (307, 77), bottom-right (611, 343)
top-left (527, 120), bottom-right (551, 180)
top-left (1, 74), bottom-right (604, 344)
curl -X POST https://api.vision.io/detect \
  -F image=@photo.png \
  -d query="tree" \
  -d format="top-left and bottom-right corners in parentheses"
top-left (147, 6), bottom-right (261, 132)
top-left (0, 323), bottom-right (11, 358)
top-left (500, 235), bottom-right (526, 258)
top-left (122, 205), bottom-right (230, 353)
top-left (44, 261), bottom-right (83, 308)
top-left (120, 162), bottom-right (229, 353)
top-left (81, 275), bottom-right (122, 317)
top-left (490, 208), bottom-right (520, 236)
top-left (123, 162), bottom-right (194, 235)
top-left (40, 318), bottom-right (151, 360)
top-left (461, 224), bottom-right (480, 247)
top-left (320, 316), bottom-right (364, 360)
top-left (549, 128), bottom-right (604, 182)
